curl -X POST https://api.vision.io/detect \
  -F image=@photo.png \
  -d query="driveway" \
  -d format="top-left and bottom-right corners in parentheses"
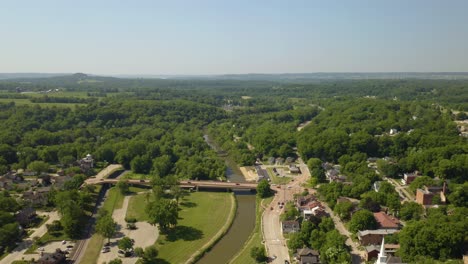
top-left (0, 211), bottom-right (60, 264)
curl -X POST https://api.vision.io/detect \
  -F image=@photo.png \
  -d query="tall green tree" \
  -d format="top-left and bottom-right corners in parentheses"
top-left (146, 198), bottom-right (178, 231)
top-left (95, 209), bottom-right (117, 243)
top-left (348, 210), bottom-right (377, 233)
top-left (256, 179), bottom-right (272, 198)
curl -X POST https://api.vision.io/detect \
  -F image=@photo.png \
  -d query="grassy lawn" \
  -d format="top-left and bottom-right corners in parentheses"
top-left (121, 172), bottom-right (147, 180)
top-left (230, 196), bottom-right (272, 264)
top-left (155, 192), bottom-right (234, 264)
top-left (102, 187), bottom-right (125, 212)
top-left (79, 234), bottom-right (105, 264)
top-left (267, 167), bottom-right (292, 185)
top-left (126, 192), bottom-right (151, 222)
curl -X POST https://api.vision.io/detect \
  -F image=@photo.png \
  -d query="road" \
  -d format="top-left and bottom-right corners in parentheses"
top-left (322, 203), bottom-right (365, 263)
top-left (261, 156), bottom-right (310, 264)
top-left (0, 211), bottom-right (60, 264)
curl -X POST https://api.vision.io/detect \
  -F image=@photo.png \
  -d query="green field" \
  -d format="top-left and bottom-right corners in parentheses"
top-left (126, 192), bottom-right (151, 221)
top-left (147, 192), bottom-right (234, 264)
top-left (230, 197), bottom-right (272, 264)
top-left (0, 98), bottom-right (85, 109)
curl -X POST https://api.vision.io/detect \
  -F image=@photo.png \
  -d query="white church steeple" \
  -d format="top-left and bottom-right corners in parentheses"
top-left (375, 237), bottom-right (387, 264)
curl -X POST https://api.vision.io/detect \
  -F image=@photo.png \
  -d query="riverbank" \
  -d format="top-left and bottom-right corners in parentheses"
top-left (229, 197), bottom-right (272, 264)
top-left (152, 192), bottom-right (234, 264)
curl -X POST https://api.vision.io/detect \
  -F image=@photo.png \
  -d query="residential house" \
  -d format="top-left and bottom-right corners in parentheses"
top-left (268, 157), bottom-right (276, 165)
top-left (303, 202), bottom-right (328, 220)
top-left (401, 171), bottom-right (420, 185)
top-left (286, 157), bottom-right (295, 164)
top-left (296, 194), bottom-right (317, 210)
top-left (22, 187), bottom-right (51, 207)
top-left (295, 247), bottom-right (320, 264)
top-left (281, 220), bottom-right (300, 234)
top-left (275, 157), bottom-right (285, 165)
top-left (374, 212), bottom-right (400, 230)
top-left (255, 166), bottom-right (269, 182)
top-left (358, 229), bottom-right (399, 246)
top-left (37, 248), bottom-right (67, 264)
top-left (16, 207), bottom-right (37, 227)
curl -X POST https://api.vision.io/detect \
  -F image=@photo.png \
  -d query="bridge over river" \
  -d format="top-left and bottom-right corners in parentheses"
top-left (84, 177), bottom-right (258, 190)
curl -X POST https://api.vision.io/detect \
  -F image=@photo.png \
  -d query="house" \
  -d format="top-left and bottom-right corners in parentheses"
top-left (286, 157), bottom-right (295, 164)
top-left (389, 128), bottom-right (398, 135)
top-left (374, 212), bottom-right (400, 230)
top-left (79, 153), bottom-right (94, 172)
top-left (416, 183), bottom-right (447, 206)
top-left (0, 176), bottom-right (13, 190)
top-left (37, 248), bottom-right (67, 264)
top-left (52, 175), bottom-right (72, 189)
top-left (16, 207), bottom-right (37, 227)
top-left (295, 247), bottom-right (320, 264)
top-left (303, 202), bottom-right (328, 220)
top-left (255, 166), bottom-right (269, 182)
top-left (296, 194), bottom-right (317, 209)
top-left (401, 171), bottom-right (420, 185)
top-left (268, 157), bottom-right (276, 165)
top-left (22, 187), bottom-right (51, 207)
top-left (357, 229), bottom-right (399, 246)
top-left (281, 220), bottom-right (300, 234)
top-left (289, 164), bottom-right (301, 174)
top-left (275, 157), bottom-right (285, 165)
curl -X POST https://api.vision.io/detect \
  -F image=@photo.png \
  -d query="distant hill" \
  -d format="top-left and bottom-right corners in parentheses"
top-left (0, 73), bottom-right (68, 80)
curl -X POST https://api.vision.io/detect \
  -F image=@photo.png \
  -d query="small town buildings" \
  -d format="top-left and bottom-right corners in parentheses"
top-left (295, 247), bottom-right (320, 264)
top-left (275, 157), bottom-right (285, 165)
top-left (37, 248), bottom-right (67, 264)
top-left (296, 194), bottom-right (317, 209)
top-left (255, 166), bottom-right (269, 182)
top-left (358, 229), bottom-right (399, 246)
top-left (285, 156), bottom-right (295, 164)
top-left (374, 212), bottom-right (400, 230)
top-left (281, 220), bottom-right (300, 234)
top-left (22, 187), bottom-right (51, 207)
top-left (303, 203), bottom-right (328, 220)
top-left (401, 171), bottom-right (420, 185)
top-left (415, 184), bottom-right (447, 206)
top-left (366, 244), bottom-right (399, 261)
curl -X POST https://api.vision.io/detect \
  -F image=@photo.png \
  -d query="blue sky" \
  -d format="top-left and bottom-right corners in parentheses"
top-left (1, 0), bottom-right (468, 74)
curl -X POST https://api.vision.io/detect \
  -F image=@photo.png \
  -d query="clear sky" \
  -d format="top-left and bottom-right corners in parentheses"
top-left (1, 0), bottom-right (468, 75)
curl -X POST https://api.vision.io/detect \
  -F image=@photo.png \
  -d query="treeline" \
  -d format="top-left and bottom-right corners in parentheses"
top-left (29, 96), bottom-right (98, 104)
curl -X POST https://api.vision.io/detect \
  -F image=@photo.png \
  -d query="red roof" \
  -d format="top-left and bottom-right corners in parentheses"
top-left (373, 212), bottom-right (400, 229)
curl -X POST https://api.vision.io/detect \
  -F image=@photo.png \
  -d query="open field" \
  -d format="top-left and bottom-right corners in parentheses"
top-left (266, 167), bottom-right (292, 185)
top-left (230, 197), bottom-right (272, 264)
top-left (0, 98), bottom-right (85, 109)
top-left (126, 192), bottom-right (151, 222)
top-left (153, 192), bottom-right (234, 264)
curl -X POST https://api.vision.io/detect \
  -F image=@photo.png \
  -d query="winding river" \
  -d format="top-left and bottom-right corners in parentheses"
top-left (196, 135), bottom-right (256, 264)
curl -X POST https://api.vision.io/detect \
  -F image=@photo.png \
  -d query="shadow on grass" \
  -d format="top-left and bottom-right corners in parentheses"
top-left (179, 201), bottom-right (197, 208)
top-left (165, 226), bottom-right (203, 242)
top-left (154, 258), bottom-right (171, 264)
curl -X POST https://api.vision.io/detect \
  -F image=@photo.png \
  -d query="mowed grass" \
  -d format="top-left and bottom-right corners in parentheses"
top-left (126, 192), bottom-right (150, 221)
top-left (155, 192), bottom-right (234, 264)
top-left (230, 197), bottom-right (272, 264)
top-left (267, 167), bottom-right (292, 185)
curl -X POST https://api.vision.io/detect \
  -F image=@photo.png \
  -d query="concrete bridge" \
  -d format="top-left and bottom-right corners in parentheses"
top-left (84, 178), bottom-right (258, 190)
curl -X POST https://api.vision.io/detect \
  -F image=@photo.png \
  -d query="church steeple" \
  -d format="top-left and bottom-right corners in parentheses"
top-left (375, 237), bottom-right (387, 264)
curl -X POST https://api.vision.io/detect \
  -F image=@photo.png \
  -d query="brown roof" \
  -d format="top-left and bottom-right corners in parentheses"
top-left (374, 212), bottom-right (400, 229)
top-left (297, 247), bottom-right (319, 256)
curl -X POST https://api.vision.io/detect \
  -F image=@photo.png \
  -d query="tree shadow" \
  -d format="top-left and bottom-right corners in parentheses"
top-left (179, 201), bottom-right (197, 208)
top-left (154, 258), bottom-right (171, 264)
top-left (165, 226), bottom-right (203, 242)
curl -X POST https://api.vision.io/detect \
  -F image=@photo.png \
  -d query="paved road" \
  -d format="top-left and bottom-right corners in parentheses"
top-left (261, 157), bottom-right (310, 264)
top-left (0, 211), bottom-right (60, 264)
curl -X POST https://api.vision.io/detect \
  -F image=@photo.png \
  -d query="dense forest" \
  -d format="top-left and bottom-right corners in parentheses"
top-left (0, 74), bottom-right (466, 262)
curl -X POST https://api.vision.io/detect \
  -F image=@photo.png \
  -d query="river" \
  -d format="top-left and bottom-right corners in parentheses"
top-left (197, 135), bottom-right (256, 264)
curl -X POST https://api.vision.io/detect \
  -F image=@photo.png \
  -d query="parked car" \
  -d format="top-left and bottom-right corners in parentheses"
top-left (102, 247), bottom-right (110, 253)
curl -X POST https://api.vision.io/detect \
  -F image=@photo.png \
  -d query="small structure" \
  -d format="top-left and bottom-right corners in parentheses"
top-left (289, 164), bottom-right (301, 174)
top-left (389, 129), bottom-right (398, 135)
top-left (358, 229), bottom-right (399, 246)
top-left (374, 212), bottom-right (400, 230)
top-left (79, 153), bottom-right (94, 172)
top-left (295, 247), bottom-right (320, 264)
top-left (281, 220), bottom-right (300, 234)
top-left (303, 202), bottom-right (328, 220)
top-left (37, 248), bottom-right (67, 264)
top-left (401, 171), bottom-right (420, 185)
top-left (374, 181), bottom-right (383, 192)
